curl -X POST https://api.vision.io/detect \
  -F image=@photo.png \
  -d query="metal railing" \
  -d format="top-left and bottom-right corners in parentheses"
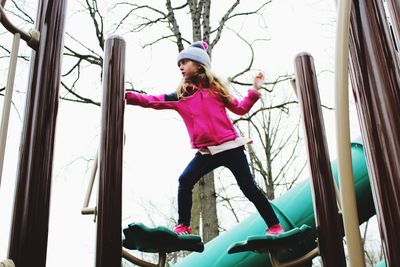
top-left (334, 0), bottom-right (365, 266)
top-left (0, 33), bottom-right (19, 188)
top-left (81, 152), bottom-right (98, 217)
top-left (0, 5), bottom-right (39, 49)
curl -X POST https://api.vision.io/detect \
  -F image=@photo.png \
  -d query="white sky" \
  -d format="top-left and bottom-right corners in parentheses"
top-left (0, 1), bottom-right (379, 266)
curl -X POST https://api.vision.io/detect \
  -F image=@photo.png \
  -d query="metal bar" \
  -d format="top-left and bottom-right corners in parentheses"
top-left (290, 77), bottom-right (342, 213)
top-left (122, 250), bottom-right (167, 267)
top-left (269, 247), bottom-right (319, 267)
top-left (348, 0), bottom-right (400, 266)
top-left (157, 253), bottom-right (166, 267)
top-left (0, 33), bottom-right (19, 188)
top-left (81, 152), bottom-right (98, 215)
top-left (0, 6), bottom-right (39, 49)
top-left (289, 78), bottom-right (297, 97)
top-left (334, 0), bottom-right (365, 266)
top-left (81, 207), bottom-right (96, 215)
top-left (95, 35), bottom-right (126, 267)
top-left (7, 1), bottom-right (68, 266)
top-left (294, 52), bottom-right (346, 267)
top-left (0, 259), bottom-right (15, 267)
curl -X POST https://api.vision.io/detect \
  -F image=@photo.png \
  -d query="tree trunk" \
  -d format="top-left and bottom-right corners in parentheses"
top-left (190, 172), bottom-right (218, 242)
top-left (190, 184), bottom-right (201, 235)
top-left (199, 172), bottom-right (219, 243)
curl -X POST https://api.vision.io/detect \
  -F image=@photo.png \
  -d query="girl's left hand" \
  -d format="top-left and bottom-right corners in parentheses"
top-left (253, 72), bottom-right (265, 91)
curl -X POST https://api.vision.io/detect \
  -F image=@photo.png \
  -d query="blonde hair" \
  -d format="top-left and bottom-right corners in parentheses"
top-left (176, 62), bottom-right (232, 102)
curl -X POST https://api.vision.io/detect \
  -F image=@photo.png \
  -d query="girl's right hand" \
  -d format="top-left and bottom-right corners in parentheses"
top-left (253, 72), bottom-right (265, 91)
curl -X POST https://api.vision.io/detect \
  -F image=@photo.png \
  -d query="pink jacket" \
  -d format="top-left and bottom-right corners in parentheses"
top-left (125, 88), bottom-right (260, 148)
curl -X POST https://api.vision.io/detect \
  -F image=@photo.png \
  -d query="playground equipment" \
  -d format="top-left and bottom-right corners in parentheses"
top-left (0, 0), bottom-right (399, 266)
top-left (347, 1), bottom-right (400, 265)
top-left (294, 53), bottom-right (346, 266)
top-left (334, 1), bottom-right (365, 265)
top-left (0, 1), bottom-right (67, 266)
top-left (122, 223), bottom-right (204, 267)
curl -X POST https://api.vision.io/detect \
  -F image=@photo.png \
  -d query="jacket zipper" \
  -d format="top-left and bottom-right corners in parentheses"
top-left (201, 91), bottom-right (218, 142)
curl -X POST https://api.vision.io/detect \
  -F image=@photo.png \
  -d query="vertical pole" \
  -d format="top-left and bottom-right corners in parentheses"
top-left (348, 1), bottom-right (400, 266)
top-left (335, 0), bottom-right (366, 266)
top-left (95, 36), bottom-right (125, 267)
top-left (0, 33), bottom-right (20, 187)
top-left (335, 0), bottom-right (365, 267)
top-left (294, 53), bottom-right (346, 267)
top-left (7, 1), bottom-right (68, 266)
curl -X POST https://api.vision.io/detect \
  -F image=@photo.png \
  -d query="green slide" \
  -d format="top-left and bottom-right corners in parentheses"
top-left (173, 141), bottom-right (376, 267)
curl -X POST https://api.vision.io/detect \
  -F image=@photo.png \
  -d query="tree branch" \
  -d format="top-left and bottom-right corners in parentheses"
top-left (85, 0), bottom-right (105, 49)
top-left (142, 34), bottom-right (177, 48)
top-left (210, 0), bottom-right (240, 50)
top-left (0, 44), bottom-right (29, 61)
top-left (60, 81), bottom-right (100, 106)
top-left (113, 3), bottom-right (167, 32)
top-left (233, 100), bottom-right (299, 124)
top-left (64, 46), bottom-right (103, 66)
top-left (227, 1), bottom-right (271, 21)
top-left (9, 0), bottom-right (34, 24)
top-left (202, 0), bottom-right (211, 42)
top-left (166, 0), bottom-right (184, 50)
top-left (227, 28), bottom-right (255, 82)
top-left (65, 32), bottom-right (102, 58)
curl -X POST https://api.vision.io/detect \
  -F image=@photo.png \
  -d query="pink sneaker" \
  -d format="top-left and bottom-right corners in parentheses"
top-left (266, 224), bottom-right (284, 235)
top-left (173, 224), bottom-right (192, 235)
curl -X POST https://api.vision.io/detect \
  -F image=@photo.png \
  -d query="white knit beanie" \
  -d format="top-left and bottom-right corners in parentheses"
top-left (177, 41), bottom-right (211, 69)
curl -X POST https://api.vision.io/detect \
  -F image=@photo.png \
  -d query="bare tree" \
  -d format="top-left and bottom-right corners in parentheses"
top-left (361, 219), bottom-right (385, 267)
top-left (234, 88), bottom-right (306, 199)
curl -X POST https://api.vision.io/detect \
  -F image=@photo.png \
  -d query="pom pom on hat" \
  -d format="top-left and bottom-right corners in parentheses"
top-left (191, 41), bottom-right (208, 51)
top-left (177, 41), bottom-right (211, 69)
top-left (202, 41), bottom-right (208, 51)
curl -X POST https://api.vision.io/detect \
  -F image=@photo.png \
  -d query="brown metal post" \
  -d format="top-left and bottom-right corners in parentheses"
top-left (348, 1), bottom-right (400, 266)
top-left (294, 53), bottom-right (346, 267)
top-left (7, 1), bottom-right (67, 266)
top-left (95, 36), bottom-right (126, 267)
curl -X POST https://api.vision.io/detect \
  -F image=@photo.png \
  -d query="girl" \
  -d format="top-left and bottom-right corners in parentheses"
top-left (125, 41), bottom-right (284, 236)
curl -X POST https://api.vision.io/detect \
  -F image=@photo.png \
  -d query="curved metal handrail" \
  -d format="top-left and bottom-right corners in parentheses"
top-left (334, 0), bottom-right (365, 266)
top-left (0, 5), bottom-right (39, 49)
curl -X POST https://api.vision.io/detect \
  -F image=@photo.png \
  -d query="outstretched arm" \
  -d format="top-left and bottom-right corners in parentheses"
top-left (225, 72), bottom-right (264, 115)
top-left (125, 91), bottom-right (177, 110)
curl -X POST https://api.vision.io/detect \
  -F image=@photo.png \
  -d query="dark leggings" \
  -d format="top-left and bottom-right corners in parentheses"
top-left (177, 146), bottom-right (279, 227)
